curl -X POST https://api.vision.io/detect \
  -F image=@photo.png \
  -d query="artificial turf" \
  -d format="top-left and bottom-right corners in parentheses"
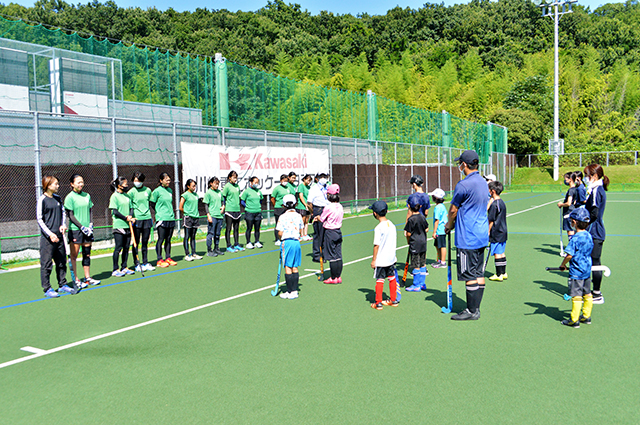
top-left (1, 192), bottom-right (639, 424)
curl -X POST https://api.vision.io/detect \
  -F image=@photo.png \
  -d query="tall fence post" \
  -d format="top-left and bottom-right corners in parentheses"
top-left (394, 143), bottom-right (398, 207)
top-left (214, 53), bottom-right (229, 128)
top-left (329, 136), bottom-right (333, 179)
top-left (410, 143), bottom-right (414, 179)
top-left (265, 130), bottom-right (271, 226)
top-left (367, 90), bottom-right (377, 142)
top-left (635, 151), bottom-right (638, 166)
top-left (111, 117), bottom-right (118, 180)
top-left (606, 152), bottom-right (609, 167)
top-left (449, 147), bottom-right (453, 193)
top-left (437, 146), bottom-right (441, 189)
top-left (528, 154), bottom-right (531, 168)
top-left (375, 140), bottom-right (379, 200)
top-left (502, 153), bottom-right (507, 184)
top-left (425, 147), bottom-right (429, 191)
top-left (172, 123), bottom-right (181, 227)
top-left (34, 112), bottom-right (42, 200)
top-left (354, 138), bottom-right (358, 207)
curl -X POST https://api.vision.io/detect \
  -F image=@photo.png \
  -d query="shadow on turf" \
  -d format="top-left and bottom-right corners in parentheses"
top-left (535, 244), bottom-right (563, 257)
top-left (357, 286), bottom-right (464, 308)
top-left (524, 302), bottom-right (566, 321)
top-left (533, 279), bottom-right (567, 298)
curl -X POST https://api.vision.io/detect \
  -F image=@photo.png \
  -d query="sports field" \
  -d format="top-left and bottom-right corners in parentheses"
top-left (1, 192), bottom-right (639, 424)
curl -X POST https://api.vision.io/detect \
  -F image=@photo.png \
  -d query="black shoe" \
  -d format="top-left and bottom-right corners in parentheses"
top-left (579, 315), bottom-right (591, 325)
top-left (451, 308), bottom-right (479, 321)
top-left (207, 250), bottom-right (218, 257)
top-left (561, 319), bottom-right (580, 328)
top-left (215, 248), bottom-right (225, 256)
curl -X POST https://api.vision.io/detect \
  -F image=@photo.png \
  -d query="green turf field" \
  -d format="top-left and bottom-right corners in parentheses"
top-left (1, 192), bottom-right (639, 424)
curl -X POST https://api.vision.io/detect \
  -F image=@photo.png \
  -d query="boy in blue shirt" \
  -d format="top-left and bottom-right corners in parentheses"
top-left (559, 208), bottom-right (594, 328)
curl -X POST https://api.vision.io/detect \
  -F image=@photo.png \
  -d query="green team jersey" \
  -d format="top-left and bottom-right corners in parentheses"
top-left (271, 184), bottom-right (289, 208)
top-left (241, 187), bottom-right (263, 213)
top-left (109, 191), bottom-right (132, 230)
top-left (203, 188), bottom-right (224, 219)
top-left (150, 186), bottom-right (175, 222)
top-left (128, 186), bottom-right (152, 220)
top-left (64, 190), bottom-right (93, 231)
top-left (288, 183), bottom-right (297, 196)
top-left (296, 183), bottom-right (310, 210)
top-left (181, 191), bottom-right (200, 218)
top-left (222, 182), bottom-right (241, 212)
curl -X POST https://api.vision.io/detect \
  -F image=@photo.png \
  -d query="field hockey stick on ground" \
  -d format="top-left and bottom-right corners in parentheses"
top-left (129, 221), bottom-right (144, 277)
top-left (546, 265), bottom-right (611, 300)
top-left (559, 210), bottom-right (564, 256)
top-left (402, 250), bottom-right (410, 283)
top-left (441, 232), bottom-right (453, 314)
top-left (62, 233), bottom-right (80, 294)
top-left (271, 243), bottom-right (284, 296)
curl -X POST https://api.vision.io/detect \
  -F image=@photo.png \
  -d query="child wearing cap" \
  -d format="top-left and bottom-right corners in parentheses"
top-left (276, 194), bottom-right (304, 299)
top-left (487, 181), bottom-right (508, 281)
top-left (404, 193), bottom-right (428, 292)
top-left (558, 207), bottom-right (594, 328)
top-left (314, 184), bottom-right (344, 284)
top-left (430, 188), bottom-right (448, 268)
top-left (370, 201), bottom-right (399, 310)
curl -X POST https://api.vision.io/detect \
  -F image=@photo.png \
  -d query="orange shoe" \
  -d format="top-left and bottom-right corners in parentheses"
top-left (157, 260), bottom-right (169, 268)
top-left (381, 299), bottom-right (399, 307)
top-left (165, 258), bottom-right (178, 266)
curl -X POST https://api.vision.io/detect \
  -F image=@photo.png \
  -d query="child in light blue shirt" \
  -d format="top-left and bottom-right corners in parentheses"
top-left (430, 188), bottom-right (448, 268)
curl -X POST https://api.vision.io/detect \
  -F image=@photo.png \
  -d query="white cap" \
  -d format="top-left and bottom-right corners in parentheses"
top-left (283, 194), bottom-right (297, 207)
top-left (484, 174), bottom-right (497, 182)
top-left (429, 188), bottom-right (446, 199)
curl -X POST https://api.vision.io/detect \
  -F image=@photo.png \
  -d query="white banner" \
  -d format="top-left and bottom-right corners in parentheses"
top-left (181, 142), bottom-right (329, 196)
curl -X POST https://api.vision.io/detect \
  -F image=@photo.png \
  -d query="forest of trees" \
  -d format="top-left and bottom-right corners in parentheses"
top-left (0, 0), bottom-right (639, 156)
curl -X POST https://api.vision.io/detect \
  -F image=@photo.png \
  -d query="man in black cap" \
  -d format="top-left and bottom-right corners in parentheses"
top-left (445, 150), bottom-right (489, 320)
top-left (406, 175), bottom-right (430, 223)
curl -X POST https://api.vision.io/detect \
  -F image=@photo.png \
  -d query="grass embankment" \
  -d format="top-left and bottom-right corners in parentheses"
top-left (508, 165), bottom-right (640, 192)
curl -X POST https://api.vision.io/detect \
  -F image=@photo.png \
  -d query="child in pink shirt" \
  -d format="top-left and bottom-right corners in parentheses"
top-left (315, 184), bottom-right (344, 284)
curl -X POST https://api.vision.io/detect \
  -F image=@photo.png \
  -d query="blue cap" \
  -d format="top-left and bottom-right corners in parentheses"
top-left (407, 193), bottom-right (422, 209)
top-left (569, 207), bottom-right (590, 223)
top-left (370, 200), bottom-right (388, 215)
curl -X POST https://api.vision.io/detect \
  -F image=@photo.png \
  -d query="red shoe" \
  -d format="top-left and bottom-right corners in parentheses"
top-left (323, 277), bottom-right (338, 284)
top-left (336, 277), bottom-right (342, 284)
top-left (157, 260), bottom-right (169, 268)
top-left (165, 258), bottom-right (178, 266)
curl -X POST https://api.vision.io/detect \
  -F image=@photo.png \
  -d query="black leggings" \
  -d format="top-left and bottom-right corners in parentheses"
top-left (113, 231), bottom-right (131, 271)
top-left (592, 239), bottom-right (604, 292)
top-left (245, 217), bottom-right (261, 244)
top-left (132, 227), bottom-right (151, 264)
top-left (225, 216), bottom-right (240, 247)
top-left (156, 226), bottom-right (174, 261)
top-left (183, 227), bottom-right (197, 256)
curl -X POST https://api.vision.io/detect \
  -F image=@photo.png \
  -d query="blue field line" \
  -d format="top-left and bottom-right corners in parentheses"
top-left (0, 228), bottom-right (377, 311)
top-left (510, 231), bottom-right (640, 237)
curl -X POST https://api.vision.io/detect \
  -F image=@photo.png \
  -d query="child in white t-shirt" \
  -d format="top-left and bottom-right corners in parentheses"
top-left (370, 200), bottom-right (398, 310)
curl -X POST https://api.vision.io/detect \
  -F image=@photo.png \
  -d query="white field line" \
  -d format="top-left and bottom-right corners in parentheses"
top-left (0, 197), bottom-right (559, 370)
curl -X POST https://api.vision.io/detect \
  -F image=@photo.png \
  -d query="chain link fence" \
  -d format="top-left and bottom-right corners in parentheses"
top-left (518, 151), bottom-right (639, 168)
top-left (0, 109), bottom-right (515, 262)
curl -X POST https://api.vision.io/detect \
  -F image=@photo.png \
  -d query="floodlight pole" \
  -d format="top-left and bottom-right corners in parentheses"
top-left (540, 0), bottom-right (576, 181)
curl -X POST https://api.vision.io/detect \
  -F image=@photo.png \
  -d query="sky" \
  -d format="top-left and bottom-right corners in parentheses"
top-left (2, 0), bottom-right (627, 15)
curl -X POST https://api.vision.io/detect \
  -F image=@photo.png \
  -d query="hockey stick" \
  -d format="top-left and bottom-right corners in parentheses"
top-left (559, 209), bottom-right (564, 256)
top-left (129, 221), bottom-right (144, 277)
top-left (318, 245), bottom-right (324, 281)
top-left (62, 233), bottom-right (80, 294)
top-left (546, 265), bottom-right (611, 300)
top-left (484, 243), bottom-right (491, 271)
top-left (441, 231), bottom-right (453, 313)
top-left (271, 242), bottom-right (284, 296)
top-left (402, 250), bottom-right (410, 283)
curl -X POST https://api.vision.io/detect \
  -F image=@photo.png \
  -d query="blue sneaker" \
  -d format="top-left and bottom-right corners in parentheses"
top-left (405, 284), bottom-right (422, 292)
top-left (112, 270), bottom-right (126, 277)
top-left (58, 285), bottom-right (78, 295)
top-left (235, 245), bottom-right (245, 252)
top-left (122, 268), bottom-right (135, 275)
top-left (226, 246), bottom-right (237, 253)
top-left (45, 288), bottom-right (60, 298)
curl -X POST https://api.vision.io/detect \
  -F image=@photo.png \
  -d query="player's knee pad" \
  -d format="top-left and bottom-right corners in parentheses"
top-left (82, 246), bottom-right (91, 266)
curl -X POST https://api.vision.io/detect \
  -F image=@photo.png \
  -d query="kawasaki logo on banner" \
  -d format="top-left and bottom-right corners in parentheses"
top-left (181, 142), bottom-right (329, 196)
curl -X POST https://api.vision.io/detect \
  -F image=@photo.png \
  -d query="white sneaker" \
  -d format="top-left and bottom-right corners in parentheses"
top-left (185, 255), bottom-right (193, 261)
top-left (143, 263), bottom-right (156, 271)
top-left (255, 241), bottom-right (263, 248)
top-left (279, 292), bottom-right (290, 299)
top-left (275, 240), bottom-right (281, 246)
top-left (192, 254), bottom-right (203, 260)
top-left (288, 291), bottom-right (299, 299)
top-left (246, 242), bottom-right (254, 249)
top-left (135, 264), bottom-right (143, 273)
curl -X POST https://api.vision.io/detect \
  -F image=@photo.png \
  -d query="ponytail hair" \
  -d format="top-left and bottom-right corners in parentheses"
top-left (158, 172), bottom-right (170, 187)
top-left (132, 171), bottom-right (146, 182)
top-left (584, 164), bottom-right (610, 191)
top-left (185, 178), bottom-right (196, 192)
top-left (110, 176), bottom-right (127, 193)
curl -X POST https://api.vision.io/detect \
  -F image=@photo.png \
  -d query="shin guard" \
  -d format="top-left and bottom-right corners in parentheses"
top-left (81, 246), bottom-right (91, 267)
